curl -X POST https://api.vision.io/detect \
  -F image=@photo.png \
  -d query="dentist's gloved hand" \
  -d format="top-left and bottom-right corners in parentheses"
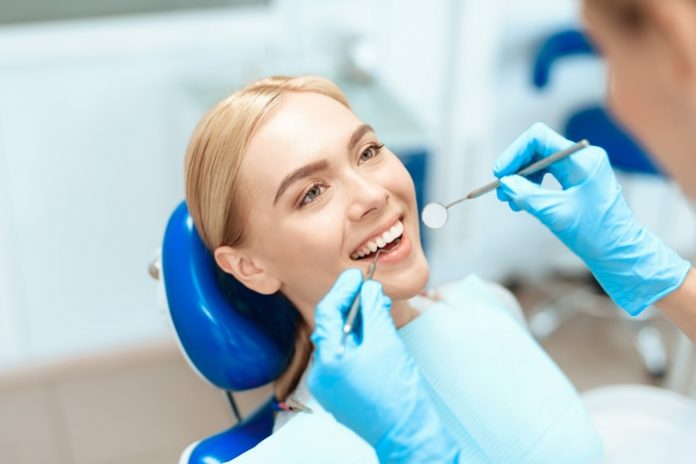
top-left (494, 123), bottom-right (691, 315)
top-left (308, 269), bottom-right (460, 464)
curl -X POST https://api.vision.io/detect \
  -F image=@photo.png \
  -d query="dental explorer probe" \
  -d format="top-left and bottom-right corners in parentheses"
top-left (421, 139), bottom-right (590, 229)
top-left (340, 249), bottom-right (382, 354)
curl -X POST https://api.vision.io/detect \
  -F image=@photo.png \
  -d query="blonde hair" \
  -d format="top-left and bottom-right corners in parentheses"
top-left (184, 75), bottom-right (350, 399)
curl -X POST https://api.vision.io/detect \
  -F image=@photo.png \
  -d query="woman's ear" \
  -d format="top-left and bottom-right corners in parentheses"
top-left (647, 0), bottom-right (696, 82)
top-left (214, 245), bottom-right (282, 295)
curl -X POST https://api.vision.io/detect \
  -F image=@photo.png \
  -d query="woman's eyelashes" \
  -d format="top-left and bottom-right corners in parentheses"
top-left (358, 142), bottom-right (385, 165)
top-left (298, 181), bottom-right (329, 207)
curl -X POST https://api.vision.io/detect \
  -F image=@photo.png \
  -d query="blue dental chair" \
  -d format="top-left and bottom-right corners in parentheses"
top-left (161, 201), bottom-right (295, 463)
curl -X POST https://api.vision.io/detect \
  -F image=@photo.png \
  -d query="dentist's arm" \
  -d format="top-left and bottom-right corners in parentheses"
top-left (494, 123), bottom-right (694, 339)
top-left (658, 269), bottom-right (696, 341)
top-left (308, 269), bottom-right (461, 464)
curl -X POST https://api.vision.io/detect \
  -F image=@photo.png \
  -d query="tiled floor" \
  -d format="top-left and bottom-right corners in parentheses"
top-left (0, 340), bottom-right (254, 464)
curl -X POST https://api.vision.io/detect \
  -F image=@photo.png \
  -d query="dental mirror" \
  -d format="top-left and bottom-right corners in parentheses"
top-left (422, 202), bottom-right (449, 229)
top-left (421, 139), bottom-right (589, 229)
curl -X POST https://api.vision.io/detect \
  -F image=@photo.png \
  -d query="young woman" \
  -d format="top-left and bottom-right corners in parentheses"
top-left (184, 76), bottom-right (602, 463)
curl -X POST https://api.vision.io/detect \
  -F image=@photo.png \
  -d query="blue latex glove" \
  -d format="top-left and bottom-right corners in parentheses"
top-left (494, 123), bottom-right (691, 315)
top-left (308, 269), bottom-right (460, 464)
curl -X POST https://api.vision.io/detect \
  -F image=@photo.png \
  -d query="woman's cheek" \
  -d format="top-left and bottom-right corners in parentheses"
top-left (296, 214), bottom-right (345, 263)
top-left (384, 155), bottom-right (416, 199)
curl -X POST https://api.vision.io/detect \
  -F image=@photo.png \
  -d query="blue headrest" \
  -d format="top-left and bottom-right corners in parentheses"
top-left (162, 201), bottom-right (297, 391)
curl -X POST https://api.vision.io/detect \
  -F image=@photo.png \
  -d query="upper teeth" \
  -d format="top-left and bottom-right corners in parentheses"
top-left (351, 221), bottom-right (404, 259)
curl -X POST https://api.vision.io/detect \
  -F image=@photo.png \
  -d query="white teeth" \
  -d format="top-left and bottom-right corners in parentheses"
top-left (383, 230), bottom-right (394, 243)
top-left (351, 220), bottom-right (405, 259)
top-left (386, 222), bottom-right (403, 243)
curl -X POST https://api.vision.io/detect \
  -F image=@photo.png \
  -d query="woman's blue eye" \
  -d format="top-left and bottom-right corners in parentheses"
top-left (358, 143), bottom-right (385, 164)
top-left (300, 183), bottom-right (328, 206)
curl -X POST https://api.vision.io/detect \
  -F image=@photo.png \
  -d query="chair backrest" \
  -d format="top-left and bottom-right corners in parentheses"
top-left (532, 29), bottom-right (663, 176)
top-left (161, 201), bottom-right (297, 391)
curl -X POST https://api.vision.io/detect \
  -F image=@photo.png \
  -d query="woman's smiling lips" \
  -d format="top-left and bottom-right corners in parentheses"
top-left (348, 216), bottom-right (412, 266)
top-left (350, 216), bottom-right (404, 259)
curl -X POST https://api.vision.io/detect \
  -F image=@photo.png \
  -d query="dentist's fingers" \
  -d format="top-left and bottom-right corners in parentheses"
top-left (497, 185), bottom-right (522, 212)
top-left (493, 123), bottom-right (576, 185)
top-left (498, 175), bottom-right (569, 225)
top-left (312, 268), bottom-right (362, 356)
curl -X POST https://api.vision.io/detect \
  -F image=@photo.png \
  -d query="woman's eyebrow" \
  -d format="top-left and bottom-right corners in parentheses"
top-left (273, 124), bottom-right (374, 206)
top-left (348, 123), bottom-right (374, 151)
top-left (274, 159), bottom-right (329, 205)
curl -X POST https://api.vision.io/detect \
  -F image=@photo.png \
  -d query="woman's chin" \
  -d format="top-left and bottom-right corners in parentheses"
top-left (382, 253), bottom-right (429, 301)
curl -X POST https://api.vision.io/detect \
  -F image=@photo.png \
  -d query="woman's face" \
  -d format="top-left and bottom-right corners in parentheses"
top-left (583, 2), bottom-right (696, 197)
top-left (229, 91), bottom-right (429, 319)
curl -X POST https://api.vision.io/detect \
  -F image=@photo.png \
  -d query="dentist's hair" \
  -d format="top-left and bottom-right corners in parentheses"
top-left (184, 75), bottom-right (350, 399)
top-left (586, 0), bottom-right (646, 30)
top-left (585, 0), bottom-right (695, 31)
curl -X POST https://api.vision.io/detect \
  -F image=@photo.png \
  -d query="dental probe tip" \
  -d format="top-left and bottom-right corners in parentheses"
top-left (340, 249), bottom-right (383, 352)
top-left (368, 249), bottom-right (383, 275)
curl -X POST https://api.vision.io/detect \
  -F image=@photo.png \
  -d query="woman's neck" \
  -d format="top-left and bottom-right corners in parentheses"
top-left (390, 298), bottom-right (421, 329)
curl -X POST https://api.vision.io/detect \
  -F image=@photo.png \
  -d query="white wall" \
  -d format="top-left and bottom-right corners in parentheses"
top-left (0, 7), bottom-right (283, 366)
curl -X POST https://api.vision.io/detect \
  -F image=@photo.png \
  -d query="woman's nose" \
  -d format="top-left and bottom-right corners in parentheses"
top-left (346, 175), bottom-right (390, 221)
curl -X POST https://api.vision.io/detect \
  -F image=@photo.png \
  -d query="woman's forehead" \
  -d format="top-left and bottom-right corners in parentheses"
top-left (260, 92), bottom-right (357, 143)
top-left (240, 92), bottom-right (361, 194)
